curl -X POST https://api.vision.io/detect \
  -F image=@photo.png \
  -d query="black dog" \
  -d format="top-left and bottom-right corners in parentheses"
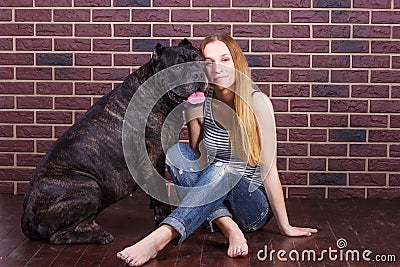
top-left (21, 39), bottom-right (206, 244)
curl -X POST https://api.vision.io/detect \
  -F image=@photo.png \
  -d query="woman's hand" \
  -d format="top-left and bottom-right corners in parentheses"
top-left (280, 225), bottom-right (318, 237)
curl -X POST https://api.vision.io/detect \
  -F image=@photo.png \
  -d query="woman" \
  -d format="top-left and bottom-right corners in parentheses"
top-left (117, 33), bottom-right (317, 266)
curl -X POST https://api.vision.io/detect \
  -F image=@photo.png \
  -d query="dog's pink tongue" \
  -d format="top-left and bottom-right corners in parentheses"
top-left (187, 92), bottom-right (205, 104)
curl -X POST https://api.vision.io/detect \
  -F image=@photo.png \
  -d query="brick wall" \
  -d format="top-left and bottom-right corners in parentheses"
top-left (0, 0), bottom-right (399, 198)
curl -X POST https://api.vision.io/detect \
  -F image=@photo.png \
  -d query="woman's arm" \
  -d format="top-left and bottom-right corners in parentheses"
top-left (252, 92), bottom-right (318, 237)
top-left (184, 105), bottom-right (207, 167)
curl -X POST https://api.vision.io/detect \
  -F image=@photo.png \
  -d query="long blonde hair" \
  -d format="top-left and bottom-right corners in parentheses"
top-left (199, 33), bottom-right (261, 167)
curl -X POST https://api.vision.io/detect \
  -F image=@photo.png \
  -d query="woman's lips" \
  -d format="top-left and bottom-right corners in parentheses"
top-left (213, 75), bottom-right (228, 81)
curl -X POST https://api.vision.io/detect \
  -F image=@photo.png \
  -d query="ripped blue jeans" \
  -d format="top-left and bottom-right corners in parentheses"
top-left (160, 143), bottom-right (273, 245)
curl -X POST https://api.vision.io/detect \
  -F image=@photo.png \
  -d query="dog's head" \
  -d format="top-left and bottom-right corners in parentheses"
top-left (151, 39), bottom-right (207, 106)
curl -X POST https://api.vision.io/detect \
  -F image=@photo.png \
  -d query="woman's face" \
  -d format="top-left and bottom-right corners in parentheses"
top-left (203, 41), bottom-right (236, 90)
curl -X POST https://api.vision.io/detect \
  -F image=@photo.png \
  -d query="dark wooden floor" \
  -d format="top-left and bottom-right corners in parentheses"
top-left (0, 193), bottom-right (399, 267)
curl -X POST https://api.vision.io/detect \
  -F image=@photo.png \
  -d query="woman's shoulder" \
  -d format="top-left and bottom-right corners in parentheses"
top-left (251, 90), bottom-right (274, 113)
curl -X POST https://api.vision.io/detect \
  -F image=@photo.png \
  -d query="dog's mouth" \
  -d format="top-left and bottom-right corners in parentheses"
top-left (169, 82), bottom-right (207, 106)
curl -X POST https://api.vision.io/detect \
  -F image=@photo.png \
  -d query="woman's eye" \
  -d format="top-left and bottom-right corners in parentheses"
top-left (206, 61), bottom-right (213, 65)
top-left (222, 58), bottom-right (230, 62)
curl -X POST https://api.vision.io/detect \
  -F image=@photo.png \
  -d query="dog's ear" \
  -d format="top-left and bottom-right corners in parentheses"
top-left (178, 38), bottom-right (192, 47)
top-left (152, 43), bottom-right (163, 61)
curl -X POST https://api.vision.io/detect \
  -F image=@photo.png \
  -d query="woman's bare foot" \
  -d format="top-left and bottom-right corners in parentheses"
top-left (214, 216), bottom-right (248, 258)
top-left (116, 225), bottom-right (178, 266)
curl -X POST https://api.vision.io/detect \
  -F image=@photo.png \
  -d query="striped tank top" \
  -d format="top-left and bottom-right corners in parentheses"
top-left (202, 87), bottom-right (263, 187)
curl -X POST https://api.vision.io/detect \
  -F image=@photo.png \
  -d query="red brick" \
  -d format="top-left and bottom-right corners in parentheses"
top-left (233, 0), bottom-right (269, 6)
top-left (290, 158), bottom-right (326, 171)
top-left (277, 157), bottom-right (287, 170)
top-left (273, 25), bottom-right (309, 38)
top-left (313, 25), bottom-right (350, 38)
top-left (0, 38), bottom-right (13, 50)
top-left (192, 0), bottom-right (229, 6)
top-left (331, 10), bottom-right (369, 24)
top-left (37, 140), bottom-right (55, 153)
top-left (389, 174), bottom-right (400, 186)
top-left (16, 126), bottom-right (52, 138)
top-left (368, 188), bottom-right (400, 199)
top-left (55, 97), bottom-right (91, 110)
top-left (75, 82), bottom-right (112, 95)
top-left (391, 115), bottom-right (400, 128)
top-left (132, 9), bottom-right (169, 22)
top-left (332, 40), bottom-right (369, 53)
top-left (37, 82), bottom-right (73, 95)
top-left (55, 38), bottom-right (91, 51)
top-left (0, 96), bottom-right (13, 109)
top-left (0, 67), bottom-right (13, 79)
top-left (17, 96), bottom-right (52, 109)
top-left (153, 24), bottom-right (190, 37)
top-left (35, 0), bottom-right (71, 6)
top-left (16, 38), bottom-right (52, 51)
top-left (36, 111), bottom-right (73, 124)
top-left (252, 40), bottom-right (289, 52)
top-left (329, 159), bottom-right (365, 171)
top-left (0, 140), bottom-right (34, 152)
top-left (246, 54), bottom-right (270, 67)
top-left (290, 99), bottom-right (328, 112)
top-left (291, 40), bottom-right (329, 53)
top-left (154, 0), bottom-right (189, 6)
top-left (54, 9), bottom-right (90, 22)
top-left (396, 0), bottom-right (400, 8)
top-left (279, 172), bottom-right (307, 185)
top-left (252, 69), bottom-right (289, 82)
top-left (0, 0), bottom-right (32, 6)
top-left (93, 68), bottom-right (130, 81)
top-left (75, 53), bottom-right (112, 66)
top-left (93, 9), bottom-right (130, 22)
top-left (0, 154), bottom-right (13, 166)
top-left (211, 9), bottom-right (249, 22)
top-left (55, 68), bottom-right (91, 80)
top-left (114, 54), bottom-right (150, 66)
top-left (172, 9), bottom-right (208, 22)
top-left (371, 100), bottom-right (400, 113)
top-left (353, 26), bottom-right (391, 39)
top-left (17, 154), bottom-right (44, 166)
top-left (369, 130), bottom-right (400, 142)
top-left (114, 0), bottom-right (150, 6)
top-left (0, 23), bottom-right (33, 36)
top-left (372, 11), bottom-right (400, 24)
top-left (74, 112), bottom-right (86, 122)
top-left (36, 24), bottom-right (72, 36)
top-left (0, 169), bottom-right (33, 181)
top-left (393, 86), bottom-right (400, 98)
top-left (289, 129), bottom-right (327, 142)
top-left (354, 0), bottom-right (391, 8)
top-left (0, 125), bottom-right (13, 137)
top-left (270, 99), bottom-right (288, 112)
top-left (233, 25), bottom-right (270, 37)
top-left (252, 10), bottom-right (288, 23)
top-left (76, 24), bottom-right (111, 37)
top-left (310, 114), bottom-right (347, 127)
top-left (330, 100), bottom-right (368, 113)
top-left (371, 41), bottom-right (400, 53)
top-left (16, 67), bottom-right (52, 80)
top-left (37, 53), bottom-right (72, 66)
top-left (272, 54), bottom-right (309, 68)
top-left (328, 188), bottom-right (365, 199)
top-left (313, 0), bottom-right (350, 8)
top-left (329, 129), bottom-right (366, 142)
top-left (0, 82), bottom-right (33, 94)
top-left (288, 188), bottom-right (325, 199)
top-left (310, 144), bottom-right (347, 156)
top-left (93, 39), bottom-right (130, 52)
top-left (393, 27), bottom-right (400, 39)
top-left (114, 24), bottom-right (151, 37)
top-left (273, 0), bottom-right (311, 7)
top-left (74, 0), bottom-right (111, 6)
top-left (389, 143), bottom-right (400, 156)
top-left (310, 172), bottom-right (346, 185)
top-left (278, 143), bottom-right (307, 156)
top-left (393, 56), bottom-right (400, 69)
top-left (292, 10), bottom-right (328, 23)
top-left (55, 125), bottom-right (70, 138)
top-left (312, 85), bottom-right (349, 97)
top-left (0, 53), bottom-right (33, 65)
top-left (0, 9), bottom-right (12, 21)
top-left (312, 55), bottom-right (349, 68)
top-left (15, 9), bottom-right (51, 22)
top-left (0, 182), bottom-right (13, 193)
top-left (291, 70), bottom-right (329, 82)
top-left (352, 85), bottom-right (389, 98)
top-left (372, 71), bottom-right (400, 83)
top-left (350, 144), bottom-right (387, 157)
top-left (277, 128), bottom-right (287, 141)
top-left (350, 115), bottom-right (388, 128)
top-left (353, 55), bottom-right (390, 68)
top-left (272, 84), bottom-right (309, 97)
top-left (369, 159), bottom-right (400, 171)
top-left (331, 70), bottom-right (368, 83)
top-left (275, 114), bottom-right (308, 127)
